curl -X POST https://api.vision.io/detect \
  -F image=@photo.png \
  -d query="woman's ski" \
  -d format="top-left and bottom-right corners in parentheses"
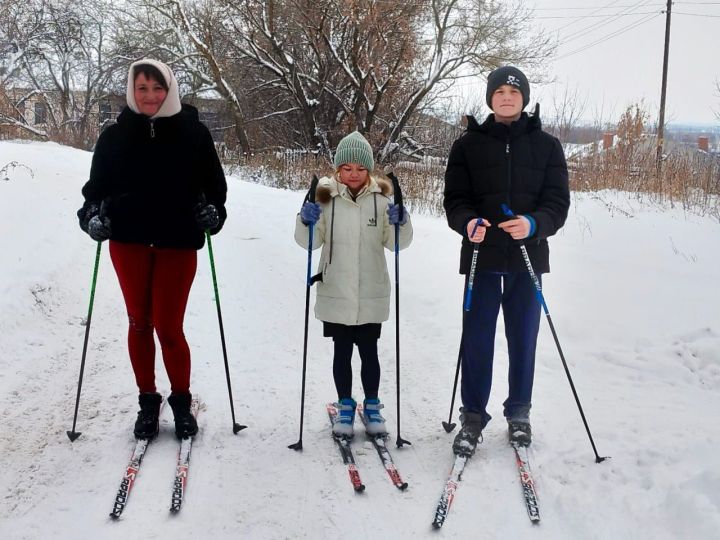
top-left (169, 396), bottom-right (201, 513)
top-left (109, 437), bottom-right (153, 519)
top-left (108, 397), bottom-right (201, 519)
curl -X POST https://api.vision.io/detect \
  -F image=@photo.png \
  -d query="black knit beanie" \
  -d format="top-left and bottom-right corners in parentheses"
top-left (485, 66), bottom-right (530, 109)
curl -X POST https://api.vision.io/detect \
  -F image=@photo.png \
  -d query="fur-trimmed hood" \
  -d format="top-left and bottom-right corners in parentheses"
top-left (315, 174), bottom-right (393, 205)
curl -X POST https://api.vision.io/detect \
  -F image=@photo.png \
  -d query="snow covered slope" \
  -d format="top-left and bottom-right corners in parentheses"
top-left (1, 140), bottom-right (718, 539)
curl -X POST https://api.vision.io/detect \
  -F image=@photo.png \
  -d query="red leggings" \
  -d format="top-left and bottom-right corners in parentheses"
top-left (109, 241), bottom-right (197, 394)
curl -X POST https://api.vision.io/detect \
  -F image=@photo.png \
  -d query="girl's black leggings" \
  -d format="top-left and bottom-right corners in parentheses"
top-left (332, 336), bottom-right (380, 401)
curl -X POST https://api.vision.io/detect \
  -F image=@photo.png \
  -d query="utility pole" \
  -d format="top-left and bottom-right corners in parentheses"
top-left (656, 0), bottom-right (673, 175)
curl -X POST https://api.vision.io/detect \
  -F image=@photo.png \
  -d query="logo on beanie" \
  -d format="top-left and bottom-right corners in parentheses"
top-left (506, 75), bottom-right (521, 88)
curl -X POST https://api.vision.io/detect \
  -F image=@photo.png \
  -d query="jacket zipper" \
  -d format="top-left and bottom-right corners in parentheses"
top-left (505, 137), bottom-right (512, 194)
top-left (504, 136), bottom-right (512, 265)
top-left (150, 120), bottom-right (155, 138)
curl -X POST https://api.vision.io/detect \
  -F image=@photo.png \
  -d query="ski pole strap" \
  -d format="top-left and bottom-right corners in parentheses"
top-left (387, 171), bottom-right (404, 223)
top-left (307, 174), bottom-right (319, 204)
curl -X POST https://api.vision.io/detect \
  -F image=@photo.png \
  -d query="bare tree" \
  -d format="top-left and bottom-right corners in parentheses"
top-left (377, 0), bottom-right (553, 161)
top-left (546, 83), bottom-right (587, 144)
top-left (0, 0), bottom-right (131, 148)
top-left (132, 0), bottom-right (551, 161)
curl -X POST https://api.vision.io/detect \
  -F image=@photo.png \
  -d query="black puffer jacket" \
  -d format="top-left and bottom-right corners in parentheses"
top-left (443, 109), bottom-right (569, 274)
top-left (79, 104), bottom-right (227, 250)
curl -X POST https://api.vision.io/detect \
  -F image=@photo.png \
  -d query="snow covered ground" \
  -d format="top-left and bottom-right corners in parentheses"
top-left (1, 140), bottom-right (719, 540)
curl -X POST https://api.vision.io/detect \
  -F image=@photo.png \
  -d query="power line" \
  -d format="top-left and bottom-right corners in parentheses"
top-left (532, 3), bottom-right (664, 8)
top-left (674, 10), bottom-right (720, 15)
top-left (555, 0), bottom-right (657, 44)
top-left (535, 10), bottom-right (661, 19)
top-left (555, 12), bottom-right (662, 60)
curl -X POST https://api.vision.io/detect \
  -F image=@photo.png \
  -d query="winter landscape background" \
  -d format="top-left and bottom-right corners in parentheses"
top-left (1, 139), bottom-right (719, 539)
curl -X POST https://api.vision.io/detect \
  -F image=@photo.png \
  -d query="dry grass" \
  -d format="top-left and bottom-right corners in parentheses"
top-left (221, 145), bottom-right (719, 222)
top-left (571, 143), bottom-right (720, 220)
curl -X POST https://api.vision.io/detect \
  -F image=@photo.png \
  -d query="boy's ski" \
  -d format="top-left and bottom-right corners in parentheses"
top-left (512, 442), bottom-right (540, 523)
top-left (327, 403), bottom-right (365, 492)
top-left (357, 405), bottom-right (408, 490)
top-left (169, 395), bottom-right (201, 513)
top-left (431, 453), bottom-right (468, 529)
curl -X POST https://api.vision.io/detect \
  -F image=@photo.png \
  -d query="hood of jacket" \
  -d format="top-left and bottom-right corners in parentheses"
top-left (115, 103), bottom-right (200, 129)
top-left (465, 103), bottom-right (542, 139)
top-left (126, 58), bottom-right (183, 119)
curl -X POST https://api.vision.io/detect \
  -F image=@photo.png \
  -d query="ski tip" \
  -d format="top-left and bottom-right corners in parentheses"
top-left (441, 421), bottom-right (456, 433)
top-left (354, 484), bottom-right (366, 493)
top-left (66, 430), bottom-right (81, 442)
top-left (233, 423), bottom-right (248, 434)
top-left (397, 482), bottom-right (409, 491)
top-left (109, 512), bottom-right (120, 521)
top-left (169, 506), bottom-right (180, 514)
top-left (431, 521), bottom-right (442, 530)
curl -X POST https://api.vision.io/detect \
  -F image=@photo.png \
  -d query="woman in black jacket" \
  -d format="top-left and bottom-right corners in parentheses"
top-left (77, 59), bottom-right (227, 440)
top-left (443, 66), bottom-right (570, 456)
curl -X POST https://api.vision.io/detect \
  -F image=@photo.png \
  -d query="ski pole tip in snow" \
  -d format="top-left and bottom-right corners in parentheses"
top-left (441, 421), bottom-right (456, 433)
top-left (396, 436), bottom-right (411, 448)
top-left (66, 430), bottom-right (81, 442)
top-left (232, 423), bottom-right (247, 434)
top-left (288, 441), bottom-right (303, 451)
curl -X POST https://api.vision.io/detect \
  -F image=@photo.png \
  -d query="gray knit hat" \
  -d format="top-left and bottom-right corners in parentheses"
top-left (486, 66), bottom-right (530, 109)
top-left (333, 131), bottom-right (374, 171)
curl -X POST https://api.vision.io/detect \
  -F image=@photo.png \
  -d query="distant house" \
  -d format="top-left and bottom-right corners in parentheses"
top-left (1, 87), bottom-right (229, 144)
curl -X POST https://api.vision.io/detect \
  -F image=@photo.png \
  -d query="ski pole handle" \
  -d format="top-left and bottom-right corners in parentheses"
top-left (305, 175), bottom-right (320, 286)
top-left (463, 218), bottom-right (484, 312)
top-left (386, 170), bottom-right (404, 223)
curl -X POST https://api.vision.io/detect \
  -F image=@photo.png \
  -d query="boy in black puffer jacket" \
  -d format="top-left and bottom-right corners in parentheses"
top-left (443, 66), bottom-right (570, 455)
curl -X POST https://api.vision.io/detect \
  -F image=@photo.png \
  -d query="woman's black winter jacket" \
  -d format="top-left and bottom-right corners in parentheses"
top-left (79, 104), bottom-right (227, 250)
top-left (443, 110), bottom-right (570, 274)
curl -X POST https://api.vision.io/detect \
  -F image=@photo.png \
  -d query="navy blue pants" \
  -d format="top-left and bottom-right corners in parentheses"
top-left (460, 272), bottom-right (542, 428)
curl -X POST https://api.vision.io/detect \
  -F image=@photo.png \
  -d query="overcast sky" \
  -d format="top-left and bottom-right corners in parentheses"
top-left (460, 0), bottom-right (719, 126)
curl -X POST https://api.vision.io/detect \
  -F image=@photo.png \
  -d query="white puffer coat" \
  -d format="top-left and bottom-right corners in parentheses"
top-left (294, 175), bottom-right (413, 326)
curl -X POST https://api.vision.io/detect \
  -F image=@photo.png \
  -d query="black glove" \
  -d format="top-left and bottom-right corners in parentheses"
top-left (77, 202), bottom-right (100, 233)
top-left (195, 203), bottom-right (220, 231)
top-left (87, 215), bottom-right (111, 242)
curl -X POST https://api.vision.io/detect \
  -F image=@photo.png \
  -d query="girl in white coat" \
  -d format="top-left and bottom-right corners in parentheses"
top-left (295, 131), bottom-right (413, 438)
